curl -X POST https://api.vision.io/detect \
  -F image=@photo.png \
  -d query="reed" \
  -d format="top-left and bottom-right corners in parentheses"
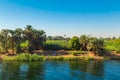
top-left (3, 53), bottom-right (46, 61)
top-left (3, 53), bottom-right (94, 61)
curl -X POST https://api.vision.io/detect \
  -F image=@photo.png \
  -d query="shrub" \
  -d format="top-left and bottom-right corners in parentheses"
top-left (104, 39), bottom-right (120, 53)
top-left (68, 36), bottom-right (80, 50)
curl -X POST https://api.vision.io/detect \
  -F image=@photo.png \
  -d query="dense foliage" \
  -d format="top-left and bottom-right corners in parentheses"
top-left (104, 38), bottom-right (120, 53)
top-left (0, 25), bottom-right (46, 53)
top-left (68, 36), bottom-right (80, 50)
top-left (43, 40), bottom-right (69, 50)
top-left (44, 35), bottom-right (105, 55)
top-left (0, 26), bottom-right (120, 55)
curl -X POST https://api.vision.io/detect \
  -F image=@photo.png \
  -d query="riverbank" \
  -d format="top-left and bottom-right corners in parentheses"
top-left (0, 51), bottom-right (120, 61)
top-left (2, 54), bottom-right (102, 61)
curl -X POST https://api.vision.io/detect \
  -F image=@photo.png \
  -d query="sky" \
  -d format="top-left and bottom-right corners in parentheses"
top-left (0, 0), bottom-right (120, 38)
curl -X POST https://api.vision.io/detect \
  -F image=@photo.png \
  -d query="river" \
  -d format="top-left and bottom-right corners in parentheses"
top-left (0, 60), bottom-right (120, 80)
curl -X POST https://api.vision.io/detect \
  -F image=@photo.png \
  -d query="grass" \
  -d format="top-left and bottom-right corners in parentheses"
top-left (43, 40), bottom-right (70, 50)
top-left (3, 53), bottom-right (46, 61)
top-left (46, 56), bottom-right (93, 61)
top-left (69, 51), bottom-right (85, 56)
top-left (3, 53), bottom-right (94, 61)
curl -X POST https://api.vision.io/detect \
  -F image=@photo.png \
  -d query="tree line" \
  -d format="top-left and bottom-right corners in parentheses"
top-left (0, 25), bottom-right (46, 54)
top-left (0, 25), bottom-right (119, 55)
top-left (68, 35), bottom-right (105, 55)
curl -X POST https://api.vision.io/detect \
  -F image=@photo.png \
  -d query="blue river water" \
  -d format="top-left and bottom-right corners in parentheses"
top-left (0, 60), bottom-right (120, 80)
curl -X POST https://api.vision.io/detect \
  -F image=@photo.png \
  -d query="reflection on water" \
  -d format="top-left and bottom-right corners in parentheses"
top-left (0, 60), bottom-right (120, 80)
top-left (0, 62), bottom-right (45, 80)
top-left (69, 60), bottom-right (104, 80)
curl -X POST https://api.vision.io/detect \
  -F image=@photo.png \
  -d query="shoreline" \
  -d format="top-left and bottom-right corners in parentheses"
top-left (1, 51), bottom-right (120, 61)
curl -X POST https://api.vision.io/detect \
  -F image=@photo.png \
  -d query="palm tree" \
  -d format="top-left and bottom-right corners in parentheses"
top-left (0, 29), bottom-right (9, 53)
top-left (14, 28), bottom-right (23, 53)
top-left (0, 33), bottom-right (2, 53)
top-left (79, 35), bottom-right (89, 51)
top-left (24, 25), bottom-right (33, 46)
top-left (24, 25), bottom-right (34, 53)
top-left (91, 38), bottom-right (104, 55)
top-left (8, 30), bottom-right (16, 53)
top-left (0, 26), bottom-right (46, 54)
top-left (32, 29), bottom-right (46, 50)
top-left (24, 25), bottom-right (46, 53)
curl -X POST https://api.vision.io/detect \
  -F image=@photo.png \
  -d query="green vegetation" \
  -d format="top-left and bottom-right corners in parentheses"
top-left (3, 53), bottom-right (46, 61)
top-left (79, 35), bottom-right (89, 51)
top-left (43, 40), bottom-right (69, 50)
top-left (69, 51), bottom-right (85, 56)
top-left (104, 38), bottom-right (120, 53)
top-left (68, 36), bottom-right (80, 50)
top-left (0, 25), bottom-right (120, 61)
top-left (44, 35), bottom-right (105, 56)
top-left (0, 25), bottom-right (46, 54)
top-left (3, 53), bottom-right (94, 61)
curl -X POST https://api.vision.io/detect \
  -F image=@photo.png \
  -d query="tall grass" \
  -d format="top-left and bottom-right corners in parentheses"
top-left (3, 53), bottom-right (46, 61)
top-left (3, 53), bottom-right (94, 61)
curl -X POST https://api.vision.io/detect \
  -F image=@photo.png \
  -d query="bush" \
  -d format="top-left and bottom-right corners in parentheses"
top-left (105, 39), bottom-right (120, 53)
top-left (68, 36), bottom-right (80, 50)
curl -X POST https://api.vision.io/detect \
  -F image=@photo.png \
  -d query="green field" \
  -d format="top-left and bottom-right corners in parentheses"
top-left (43, 40), bottom-right (70, 50)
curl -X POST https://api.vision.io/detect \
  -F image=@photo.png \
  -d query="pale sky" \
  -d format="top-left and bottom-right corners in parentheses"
top-left (0, 0), bottom-right (120, 38)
